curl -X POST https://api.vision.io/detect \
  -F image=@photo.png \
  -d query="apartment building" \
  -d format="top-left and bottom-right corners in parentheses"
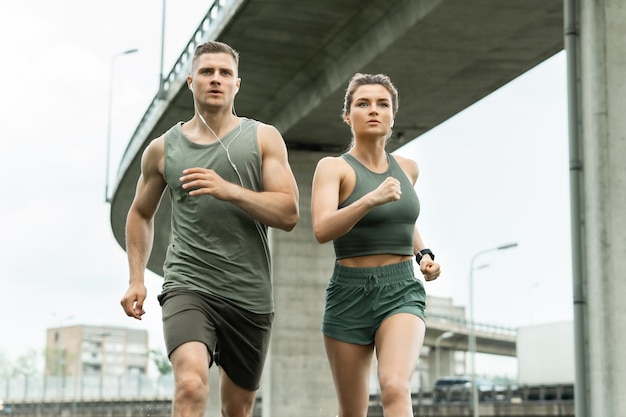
top-left (45, 325), bottom-right (149, 378)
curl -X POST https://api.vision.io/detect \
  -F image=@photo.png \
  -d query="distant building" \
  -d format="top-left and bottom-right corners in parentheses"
top-left (426, 295), bottom-right (466, 322)
top-left (45, 325), bottom-right (149, 379)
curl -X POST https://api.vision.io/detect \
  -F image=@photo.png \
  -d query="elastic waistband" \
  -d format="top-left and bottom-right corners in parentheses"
top-left (331, 260), bottom-right (415, 286)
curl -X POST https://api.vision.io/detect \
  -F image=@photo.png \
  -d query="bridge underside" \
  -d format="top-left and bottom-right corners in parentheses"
top-left (110, 0), bottom-right (563, 275)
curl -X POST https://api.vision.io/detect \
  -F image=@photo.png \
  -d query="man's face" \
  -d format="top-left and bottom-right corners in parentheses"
top-left (189, 52), bottom-right (240, 108)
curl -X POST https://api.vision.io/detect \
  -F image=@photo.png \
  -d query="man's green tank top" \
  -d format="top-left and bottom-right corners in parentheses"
top-left (333, 153), bottom-right (420, 259)
top-left (161, 118), bottom-right (273, 313)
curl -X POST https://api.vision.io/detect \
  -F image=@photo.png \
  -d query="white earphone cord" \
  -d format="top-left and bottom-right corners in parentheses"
top-left (197, 112), bottom-right (243, 182)
top-left (196, 108), bottom-right (272, 275)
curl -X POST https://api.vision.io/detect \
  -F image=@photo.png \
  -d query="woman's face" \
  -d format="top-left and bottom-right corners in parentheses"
top-left (345, 84), bottom-right (394, 140)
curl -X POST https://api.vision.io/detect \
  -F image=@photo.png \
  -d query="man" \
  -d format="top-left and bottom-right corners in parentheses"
top-left (120, 40), bottom-right (299, 417)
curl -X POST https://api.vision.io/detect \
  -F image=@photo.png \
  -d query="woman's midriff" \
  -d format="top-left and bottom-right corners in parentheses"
top-left (336, 253), bottom-right (413, 268)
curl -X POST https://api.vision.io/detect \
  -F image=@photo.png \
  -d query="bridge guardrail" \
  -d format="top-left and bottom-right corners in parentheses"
top-left (114, 0), bottom-right (243, 194)
top-left (427, 313), bottom-right (518, 337)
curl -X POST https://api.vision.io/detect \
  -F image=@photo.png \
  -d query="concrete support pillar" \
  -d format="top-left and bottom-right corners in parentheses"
top-left (201, 150), bottom-right (335, 416)
top-left (267, 150), bottom-right (337, 416)
top-left (578, 0), bottom-right (626, 415)
top-left (426, 348), bottom-right (455, 388)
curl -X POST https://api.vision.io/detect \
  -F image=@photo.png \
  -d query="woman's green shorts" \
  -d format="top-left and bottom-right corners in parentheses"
top-left (322, 260), bottom-right (426, 345)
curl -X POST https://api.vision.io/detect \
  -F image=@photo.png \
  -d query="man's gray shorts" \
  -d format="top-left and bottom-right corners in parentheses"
top-left (158, 289), bottom-right (273, 391)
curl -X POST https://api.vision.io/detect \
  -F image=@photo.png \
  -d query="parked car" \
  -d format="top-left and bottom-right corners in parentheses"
top-left (433, 376), bottom-right (508, 403)
top-left (0, 398), bottom-right (12, 415)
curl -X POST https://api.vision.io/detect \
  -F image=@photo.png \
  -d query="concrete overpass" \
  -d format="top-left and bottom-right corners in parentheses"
top-left (425, 314), bottom-right (516, 357)
top-left (109, 0), bottom-right (563, 275)
top-left (107, 1), bottom-right (595, 416)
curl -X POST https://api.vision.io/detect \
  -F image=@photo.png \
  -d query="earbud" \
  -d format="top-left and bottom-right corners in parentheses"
top-left (391, 120), bottom-right (394, 127)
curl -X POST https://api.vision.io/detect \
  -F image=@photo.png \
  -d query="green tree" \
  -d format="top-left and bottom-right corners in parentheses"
top-left (0, 350), bottom-right (12, 377)
top-left (11, 349), bottom-right (41, 377)
top-left (149, 349), bottom-right (172, 376)
top-left (45, 346), bottom-right (69, 376)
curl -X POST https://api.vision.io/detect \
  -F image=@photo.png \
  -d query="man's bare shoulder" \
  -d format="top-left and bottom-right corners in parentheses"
top-left (141, 135), bottom-right (166, 174)
top-left (255, 121), bottom-right (283, 141)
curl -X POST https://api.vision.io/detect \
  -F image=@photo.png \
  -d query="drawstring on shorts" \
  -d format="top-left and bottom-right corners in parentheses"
top-left (363, 274), bottom-right (379, 295)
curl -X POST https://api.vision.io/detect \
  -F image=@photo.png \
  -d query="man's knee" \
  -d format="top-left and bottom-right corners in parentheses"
top-left (220, 401), bottom-right (254, 417)
top-left (175, 373), bottom-right (209, 403)
top-left (220, 392), bottom-right (256, 417)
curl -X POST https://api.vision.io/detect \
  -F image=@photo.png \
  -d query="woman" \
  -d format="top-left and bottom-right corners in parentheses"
top-left (311, 73), bottom-right (441, 417)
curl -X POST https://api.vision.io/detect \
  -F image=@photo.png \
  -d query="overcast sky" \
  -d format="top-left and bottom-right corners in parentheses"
top-left (0, 1), bottom-right (573, 378)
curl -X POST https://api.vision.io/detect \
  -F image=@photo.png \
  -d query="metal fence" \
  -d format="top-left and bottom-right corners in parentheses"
top-left (1, 374), bottom-right (174, 402)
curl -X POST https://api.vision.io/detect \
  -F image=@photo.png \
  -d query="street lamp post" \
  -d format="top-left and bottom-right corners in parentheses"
top-left (157, 0), bottom-right (167, 100)
top-left (468, 242), bottom-right (518, 417)
top-left (104, 48), bottom-right (138, 203)
top-left (435, 331), bottom-right (455, 381)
